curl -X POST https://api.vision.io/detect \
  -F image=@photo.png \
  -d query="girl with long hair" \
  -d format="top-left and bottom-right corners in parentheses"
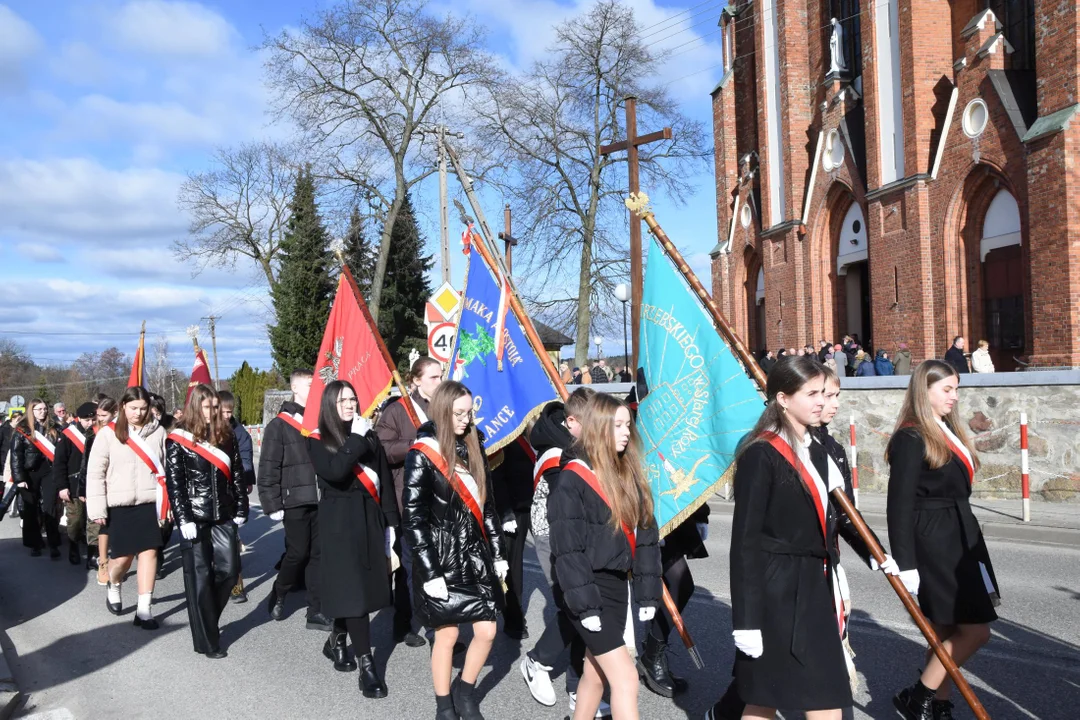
top-left (888, 360), bottom-right (998, 720)
top-left (729, 355), bottom-right (852, 720)
top-left (164, 384), bottom-right (247, 658)
top-left (403, 381), bottom-right (508, 720)
top-left (548, 393), bottom-right (662, 720)
top-left (10, 398), bottom-right (62, 557)
top-left (80, 398), bottom-right (118, 582)
top-left (87, 386), bottom-right (167, 627)
top-left (308, 380), bottom-right (397, 697)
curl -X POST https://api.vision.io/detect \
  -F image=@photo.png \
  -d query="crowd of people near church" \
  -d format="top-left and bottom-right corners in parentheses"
top-left (757, 334), bottom-right (996, 378)
top-left (0, 353), bottom-right (1000, 720)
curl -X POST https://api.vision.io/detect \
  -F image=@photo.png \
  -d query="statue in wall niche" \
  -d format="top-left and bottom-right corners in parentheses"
top-left (828, 17), bottom-right (847, 76)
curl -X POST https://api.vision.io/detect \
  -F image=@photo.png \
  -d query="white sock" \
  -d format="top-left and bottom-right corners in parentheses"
top-left (107, 582), bottom-right (121, 604)
top-left (137, 592), bottom-right (152, 620)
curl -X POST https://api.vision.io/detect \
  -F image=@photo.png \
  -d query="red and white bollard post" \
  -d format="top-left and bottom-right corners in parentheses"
top-left (849, 413), bottom-right (859, 509)
top-left (1020, 412), bottom-right (1030, 522)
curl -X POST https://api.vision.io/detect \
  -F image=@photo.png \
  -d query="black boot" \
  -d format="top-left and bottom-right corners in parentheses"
top-left (86, 545), bottom-right (99, 571)
top-left (267, 589), bottom-right (286, 621)
top-left (639, 633), bottom-right (678, 698)
top-left (932, 699), bottom-right (955, 720)
top-left (358, 653), bottom-right (387, 698)
top-left (434, 694), bottom-right (457, 720)
top-left (893, 680), bottom-right (936, 720)
top-left (68, 541), bottom-right (81, 565)
top-left (323, 629), bottom-right (357, 672)
top-left (451, 676), bottom-right (483, 720)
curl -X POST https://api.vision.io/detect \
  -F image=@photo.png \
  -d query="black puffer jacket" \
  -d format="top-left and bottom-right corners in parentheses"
top-left (491, 437), bottom-right (535, 521)
top-left (402, 422), bottom-right (506, 627)
top-left (165, 434), bottom-right (249, 526)
top-left (548, 454), bottom-right (662, 620)
top-left (528, 401), bottom-right (573, 536)
top-left (257, 401), bottom-right (318, 513)
top-left (10, 425), bottom-right (57, 492)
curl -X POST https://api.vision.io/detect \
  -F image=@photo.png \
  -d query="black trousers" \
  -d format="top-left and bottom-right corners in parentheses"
top-left (391, 531), bottom-right (412, 632)
top-left (20, 488), bottom-right (61, 551)
top-left (648, 555), bottom-right (695, 642)
top-left (181, 521), bottom-right (240, 654)
top-left (335, 616), bottom-right (371, 653)
top-left (503, 509), bottom-right (531, 629)
top-left (275, 505), bottom-right (320, 612)
top-left (529, 579), bottom-right (586, 691)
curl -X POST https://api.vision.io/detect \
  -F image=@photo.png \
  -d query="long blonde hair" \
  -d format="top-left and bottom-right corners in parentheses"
top-left (887, 360), bottom-right (979, 471)
top-left (429, 381), bottom-right (487, 505)
top-left (575, 393), bottom-right (654, 531)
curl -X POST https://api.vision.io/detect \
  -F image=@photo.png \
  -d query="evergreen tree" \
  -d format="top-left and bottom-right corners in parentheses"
top-left (268, 167), bottom-right (334, 374)
top-left (343, 205), bottom-right (376, 296)
top-left (229, 361), bottom-right (283, 425)
top-left (376, 193), bottom-right (433, 373)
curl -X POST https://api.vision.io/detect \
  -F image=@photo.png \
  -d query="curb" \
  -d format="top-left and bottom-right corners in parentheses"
top-left (0, 643), bottom-right (22, 720)
top-left (706, 499), bottom-right (1080, 548)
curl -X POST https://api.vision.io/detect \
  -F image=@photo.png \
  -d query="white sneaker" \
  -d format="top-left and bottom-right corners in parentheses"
top-left (568, 691), bottom-right (611, 718)
top-left (520, 655), bottom-right (556, 706)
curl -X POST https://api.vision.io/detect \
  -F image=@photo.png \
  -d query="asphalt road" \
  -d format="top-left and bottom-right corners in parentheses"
top-left (2, 500), bottom-right (1079, 719)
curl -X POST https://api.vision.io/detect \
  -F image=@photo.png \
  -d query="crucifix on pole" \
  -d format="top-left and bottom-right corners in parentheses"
top-left (498, 204), bottom-right (519, 275)
top-left (600, 96), bottom-right (672, 373)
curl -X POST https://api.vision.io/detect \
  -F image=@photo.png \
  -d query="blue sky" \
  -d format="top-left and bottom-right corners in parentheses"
top-left (0, 0), bottom-right (725, 382)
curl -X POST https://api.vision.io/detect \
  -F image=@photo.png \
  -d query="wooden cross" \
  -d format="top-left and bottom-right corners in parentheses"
top-left (497, 204), bottom-right (519, 275)
top-left (600, 96), bottom-right (672, 372)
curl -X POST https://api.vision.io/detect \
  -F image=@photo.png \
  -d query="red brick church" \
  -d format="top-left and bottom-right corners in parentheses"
top-left (708, 0), bottom-right (1080, 369)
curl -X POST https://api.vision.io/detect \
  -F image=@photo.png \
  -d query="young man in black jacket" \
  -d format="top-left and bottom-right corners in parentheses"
top-left (519, 387), bottom-right (597, 716)
top-left (257, 369), bottom-right (331, 631)
top-left (50, 403), bottom-right (96, 565)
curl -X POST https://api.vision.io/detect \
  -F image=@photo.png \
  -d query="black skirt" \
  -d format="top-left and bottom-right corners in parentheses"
top-left (571, 569), bottom-right (629, 656)
top-left (107, 503), bottom-right (161, 557)
top-left (914, 501), bottom-right (1000, 625)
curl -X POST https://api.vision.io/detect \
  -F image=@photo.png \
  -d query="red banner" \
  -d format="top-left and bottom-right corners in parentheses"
top-left (303, 275), bottom-right (394, 433)
top-left (186, 347), bottom-right (213, 402)
top-left (128, 333), bottom-right (145, 388)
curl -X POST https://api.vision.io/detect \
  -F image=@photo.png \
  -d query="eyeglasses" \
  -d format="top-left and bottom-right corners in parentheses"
top-left (337, 397), bottom-right (359, 406)
top-left (452, 410), bottom-right (473, 420)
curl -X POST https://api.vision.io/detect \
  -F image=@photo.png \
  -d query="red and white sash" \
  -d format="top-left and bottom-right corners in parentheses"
top-left (533, 448), bottom-right (562, 491)
top-left (565, 459), bottom-right (636, 557)
top-left (938, 424), bottom-right (975, 486)
top-left (399, 395), bottom-right (429, 425)
top-left (277, 411), bottom-right (306, 434)
top-left (761, 432), bottom-right (844, 637)
top-left (62, 425), bottom-right (86, 455)
top-left (410, 437), bottom-right (486, 541)
top-left (353, 463), bottom-right (381, 504)
top-left (167, 429), bottom-right (232, 480)
top-left (114, 423), bottom-right (168, 521)
top-left (21, 429), bottom-right (57, 462)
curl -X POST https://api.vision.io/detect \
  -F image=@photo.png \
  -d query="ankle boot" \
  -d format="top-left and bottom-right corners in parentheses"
top-left (358, 653), bottom-right (387, 698)
top-left (639, 633), bottom-right (678, 698)
top-left (434, 695), bottom-right (458, 720)
top-left (68, 541), bottom-right (81, 565)
top-left (893, 680), bottom-right (936, 720)
top-left (85, 545), bottom-right (99, 571)
top-left (932, 699), bottom-right (955, 720)
top-left (323, 629), bottom-right (357, 672)
top-left (451, 676), bottom-right (483, 720)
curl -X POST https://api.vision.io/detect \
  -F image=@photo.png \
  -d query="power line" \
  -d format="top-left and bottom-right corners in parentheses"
top-left (640, 1), bottom-right (724, 40)
top-left (644, 12), bottom-right (724, 50)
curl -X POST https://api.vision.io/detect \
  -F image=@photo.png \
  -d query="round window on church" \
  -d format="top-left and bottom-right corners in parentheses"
top-left (963, 98), bottom-right (989, 138)
top-left (822, 129), bottom-right (844, 171)
top-left (740, 203), bottom-right (753, 228)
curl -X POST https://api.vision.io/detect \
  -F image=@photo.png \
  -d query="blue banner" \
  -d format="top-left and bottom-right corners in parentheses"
top-left (449, 249), bottom-right (559, 454)
top-left (636, 235), bottom-right (765, 535)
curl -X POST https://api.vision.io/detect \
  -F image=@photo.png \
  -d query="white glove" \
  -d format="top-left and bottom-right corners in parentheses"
top-left (423, 577), bottom-right (449, 600)
top-left (733, 629), bottom-right (763, 658)
top-left (871, 553), bottom-right (901, 576)
top-left (502, 519), bottom-right (518, 534)
top-left (233, 516), bottom-right (245, 527)
top-left (899, 569), bottom-right (920, 595)
top-left (351, 415), bottom-right (373, 436)
top-left (836, 563), bottom-right (850, 602)
top-left (697, 522), bottom-right (709, 542)
top-left (269, 510), bottom-right (284, 521)
top-left (581, 615), bottom-right (602, 633)
top-left (385, 527), bottom-right (396, 557)
top-left (179, 522), bottom-right (197, 541)
top-left (494, 560), bottom-right (509, 580)
top-left (639, 606), bottom-right (656, 622)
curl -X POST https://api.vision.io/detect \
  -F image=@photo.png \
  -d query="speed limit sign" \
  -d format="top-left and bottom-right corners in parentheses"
top-left (428, 322), bottom-right (457, 363)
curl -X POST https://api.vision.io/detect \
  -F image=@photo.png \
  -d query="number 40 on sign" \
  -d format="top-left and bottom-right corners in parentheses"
top-left (428, 322), bottom-right (457, 363)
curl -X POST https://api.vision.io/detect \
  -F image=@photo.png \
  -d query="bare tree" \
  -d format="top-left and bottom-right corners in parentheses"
top-left (262, 0), bottom-right (498, 320)
top-left (146, 335), bottom-right (186, 411)
top-left (476, 0), bottom-right (709, 365)
top-left (174, 142), bottom-right (300, 287)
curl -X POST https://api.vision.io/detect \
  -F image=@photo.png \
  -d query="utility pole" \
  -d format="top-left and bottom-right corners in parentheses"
top-left (437, 126), bottom-right (451, 284)
top-left (498, 204), bottom-right (519, 275)
top-left (599, 96), bottom-right (672, 373)
top-left (202, 315), bottom-right (221, 389)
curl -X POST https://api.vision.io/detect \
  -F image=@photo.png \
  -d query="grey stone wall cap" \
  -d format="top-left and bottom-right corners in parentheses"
top-left (841, 369), bottom-right (1080, 389)
top-left (1022, 103), bottom-right (1080, 143)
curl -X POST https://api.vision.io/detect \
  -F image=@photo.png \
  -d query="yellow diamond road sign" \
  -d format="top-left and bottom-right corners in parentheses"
top-left (431, 283), bottom-right (461, 320)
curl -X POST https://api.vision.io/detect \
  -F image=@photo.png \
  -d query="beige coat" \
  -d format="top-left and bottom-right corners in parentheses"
top-left (86, 421), bottom-right (166, 521)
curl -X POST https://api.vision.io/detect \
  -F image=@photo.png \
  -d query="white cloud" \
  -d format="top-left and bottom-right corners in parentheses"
top-left (111, 1), bottom-right (235, 58)
top-left (70, 94), bottom-right (226, 146)
top-left (0, 4), bottom-right (43, 90)
top-left (0, 157), bottom-right (187, 243)
top-left (16, 243), bottom-right (65, 263)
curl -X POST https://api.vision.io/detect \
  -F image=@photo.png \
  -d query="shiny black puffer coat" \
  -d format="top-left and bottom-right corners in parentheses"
top-left (402, 422), bottom-right (506, 627)
top-left (165, 434), bottom-right (249, 526)
top-left (10, 426), bottom-right (57, 491)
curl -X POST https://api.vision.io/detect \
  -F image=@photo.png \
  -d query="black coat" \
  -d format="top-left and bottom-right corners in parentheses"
top-left (0, 422), bottom-right (14, 479)
top-left (308, 431), bottom-right (396, 618)
top-left (944, 346), bottom-right (970, 374)
top-left (528, 402), bottom-right (574, 537)
top-left (492, 437), bottom-right (535, 520)
top-left (402, 422), bottom-right (506, 627)
top-left (10, 426), bottom-right (57, 502)
top-left (165, 435), bottom-right (249, 526)
top-left (257, 401), bottom-right (318, 513)
top-left (730, 440), bottom-right (852, 711)
top-left (887, 428), bottom-right (999, 625)
top-left (660, 504), bottom-right (710, 567)
top-left (229, 418), bottom-right (256, 489)
top-left (547, 456), bottom-right (662, 621)
top-left (810, 425), bottom-right (880, 568)
top-left (375, 391), bottom-right (430, 520)
top-left (47, 424), bottom-right (86, 513)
